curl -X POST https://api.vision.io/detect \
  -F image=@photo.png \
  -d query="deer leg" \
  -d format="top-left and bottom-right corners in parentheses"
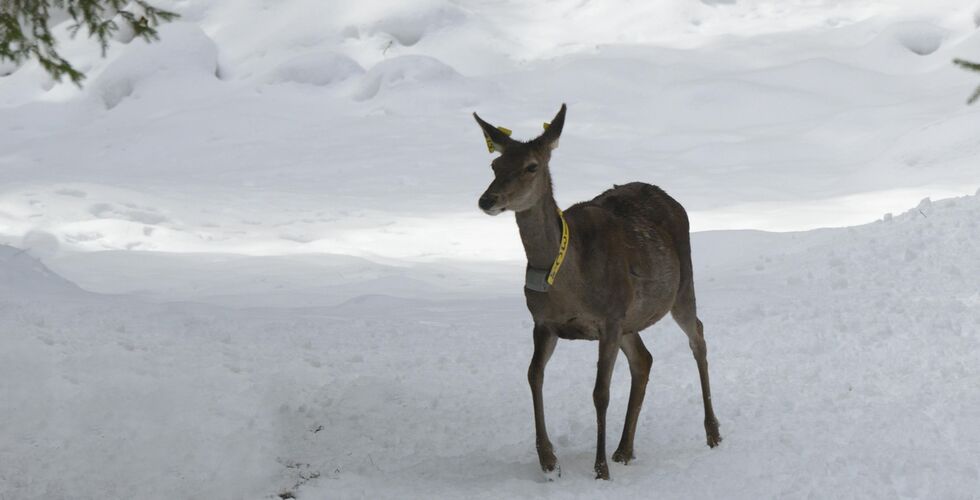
top-left (612, 332), bottom-right (652, 465)
top-left (672, 302), bottom-right (722, 448)
top-left (593, 322), bottom-right (622, 480)
top-left (528, 325), bottom-right (559, 474)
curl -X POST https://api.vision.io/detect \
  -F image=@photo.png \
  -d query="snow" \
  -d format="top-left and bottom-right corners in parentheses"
top-left (266, 52), bottom-right (365, 87)
top-left (1, 0), bottom-right (979, 498)
top-left (354, 55), bottom-right (460, 101)
top-left (90, 22), bottom-right (220, 109)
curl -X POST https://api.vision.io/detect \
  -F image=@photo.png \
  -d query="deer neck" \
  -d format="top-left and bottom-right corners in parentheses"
top-left (515, 185), bottom-right (562, 271)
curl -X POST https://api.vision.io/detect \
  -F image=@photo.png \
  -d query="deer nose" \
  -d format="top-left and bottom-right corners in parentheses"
top-left (478, 194), bottom-right (498, 211)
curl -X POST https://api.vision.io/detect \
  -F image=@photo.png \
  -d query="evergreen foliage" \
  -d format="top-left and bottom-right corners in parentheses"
top-left (952, 58), bottom-right (980, 105)
top-left (0, 0), bottom-right (177, 85)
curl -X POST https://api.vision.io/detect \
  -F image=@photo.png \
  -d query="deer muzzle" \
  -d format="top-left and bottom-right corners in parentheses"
top-left (478, 194), bottom-right (503, 215)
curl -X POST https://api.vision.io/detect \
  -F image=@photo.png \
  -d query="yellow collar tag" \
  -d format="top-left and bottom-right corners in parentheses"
top-left (547, 207), bottom-right (569, 286)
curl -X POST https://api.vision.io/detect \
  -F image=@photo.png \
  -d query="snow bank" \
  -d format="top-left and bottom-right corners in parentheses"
top-left (89, 22), bottom-right (220, 109)
top-left (0, 245), bottom-right (80, 295)
top-left (354, 55), bottom-right (460, 100)
top-left (2, 1), bottom-right (977, 254)
top-left (363, 2), bottom-right (468, 47)
top-left (889, 21), bottom-right (949, 56)
top-left (2, 193), bottom-right (977, 499)
top-left (265, 51), bottom-right (365, 86)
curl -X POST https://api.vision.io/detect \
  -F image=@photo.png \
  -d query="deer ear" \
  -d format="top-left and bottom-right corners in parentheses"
top-left (538, 103), bottom-right (566, 150)
top-left (473, 112), bottom-right (513, 153)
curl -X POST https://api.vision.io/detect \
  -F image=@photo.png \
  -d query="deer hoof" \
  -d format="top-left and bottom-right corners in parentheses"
top-left (707, 433), bottom-right (722, 448)
top-left (538, 447), bottom-right (559, 474)
top-left (542, 462), bottom-right (561, 481)
top-left (594, 461), bottom-right (610, 480)
top-left (705, 419), bottom-right (722, 448)
top-left (612, 447), bottom-right (634, 465)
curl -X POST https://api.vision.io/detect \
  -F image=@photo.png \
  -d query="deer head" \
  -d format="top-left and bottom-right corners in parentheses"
top-left (473, 104), bottom-right (567, 215)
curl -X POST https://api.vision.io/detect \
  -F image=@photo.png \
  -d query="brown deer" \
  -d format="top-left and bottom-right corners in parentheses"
top-left (473, 104), bottom-right (721, 480)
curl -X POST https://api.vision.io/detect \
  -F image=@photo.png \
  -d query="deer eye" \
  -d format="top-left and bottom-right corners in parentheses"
top-left (526, 163), bottom-right (539, 173)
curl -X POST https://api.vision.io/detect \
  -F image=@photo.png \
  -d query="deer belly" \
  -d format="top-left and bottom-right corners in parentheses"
top-left (552, 319), bottom-right (601, 341)
top-left (625, 279), bottom-right (678, 330)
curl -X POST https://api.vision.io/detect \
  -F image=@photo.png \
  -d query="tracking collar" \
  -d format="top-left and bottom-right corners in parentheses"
top-left (525, 208), bottom-right (569, 292)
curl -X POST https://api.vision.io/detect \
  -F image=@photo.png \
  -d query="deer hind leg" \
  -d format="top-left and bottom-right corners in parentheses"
top-left (612, 332), bottom-right (652, 465)
top-left (671, 292), bottom-right (722, 448)
top-left (528, 325), bottom-right (559, 475)
top-left (593, 321), bottom-right (622, 480)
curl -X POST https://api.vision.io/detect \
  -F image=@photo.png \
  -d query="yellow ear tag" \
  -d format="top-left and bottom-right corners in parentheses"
top-left (542, 122), bottom-right (558, 149)
top-left (485, 126), bottom-right (512, 153)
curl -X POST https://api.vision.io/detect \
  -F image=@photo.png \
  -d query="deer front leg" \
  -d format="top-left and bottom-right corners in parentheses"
top-left (593, 322), bottom-right (622, 480)
top-left (528, 325), bottom-right (559, 475)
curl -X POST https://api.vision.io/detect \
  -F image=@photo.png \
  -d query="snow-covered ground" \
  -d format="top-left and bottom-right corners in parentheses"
top-left (1, 1), bottom-right (979, 498)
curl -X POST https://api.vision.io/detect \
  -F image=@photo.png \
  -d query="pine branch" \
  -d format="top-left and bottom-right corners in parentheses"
top-left (952, 58), bottom-right (980, 73)
top-left (967, 86), bottom-right (980, 106)
top-left (953, 58), bottom-right (980, 104)
top-left (0, 0), bottom-right (178, 85)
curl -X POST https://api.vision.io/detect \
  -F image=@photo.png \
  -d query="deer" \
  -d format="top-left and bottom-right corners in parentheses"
top-left (472, 104), bottom-right (721, 480)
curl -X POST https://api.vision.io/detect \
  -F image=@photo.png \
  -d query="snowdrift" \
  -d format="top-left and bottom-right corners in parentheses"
top-left (2, 193), bottom-right (977, 499)
top-left (0, 244), bottom-right (82, 296)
